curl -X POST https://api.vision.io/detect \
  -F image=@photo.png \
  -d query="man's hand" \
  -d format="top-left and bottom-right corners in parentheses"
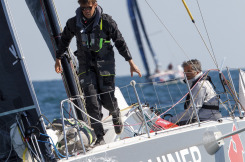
top-left (55, 59), bottom-right (62, 73)
top-left (128, 59), bottom-right (142, 77)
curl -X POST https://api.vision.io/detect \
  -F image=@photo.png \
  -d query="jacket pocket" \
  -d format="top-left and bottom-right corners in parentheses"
top-left (97, 61), bottom-right (115, 76)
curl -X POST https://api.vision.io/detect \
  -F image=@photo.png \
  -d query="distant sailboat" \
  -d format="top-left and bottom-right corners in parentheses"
top-left (127, 0), bottom-right (184, 83)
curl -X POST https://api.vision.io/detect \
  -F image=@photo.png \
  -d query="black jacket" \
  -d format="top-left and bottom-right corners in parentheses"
top-left (56, 6), bottom-right (132, 76)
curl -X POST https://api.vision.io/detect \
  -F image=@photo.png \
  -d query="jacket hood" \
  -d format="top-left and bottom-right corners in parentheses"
top-left (75, 5), bottom-right (103, 31)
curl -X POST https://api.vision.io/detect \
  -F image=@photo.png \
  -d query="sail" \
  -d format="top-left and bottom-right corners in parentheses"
top-left (239, 69), bottom-right (245, 109)
top-left (132, 0), bottom-right (161, 72)
top-left (127, 0), bottom-right (150, 76)
top-left (127, 0), bottom-right (162, 76)
top-left (0, 0), bottom-right (52, 160)
top-left (25, 0), bottom-right (58, 59)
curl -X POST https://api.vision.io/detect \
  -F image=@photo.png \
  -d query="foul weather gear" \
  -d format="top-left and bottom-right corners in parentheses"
top-left (169, 72), bottom-right (222, 125)
top-left (56, 6), bottom-right (129, 137)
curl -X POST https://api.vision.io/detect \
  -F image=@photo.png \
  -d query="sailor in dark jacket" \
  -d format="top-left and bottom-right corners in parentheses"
top-left (55, 0), bottom-right (142, 145)
top-left (168, 59), bottom-right (222, 125)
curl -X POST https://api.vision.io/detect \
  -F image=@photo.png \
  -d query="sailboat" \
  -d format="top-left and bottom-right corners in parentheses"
top-left (2, 0), bottom-right (245, 162)
top-left (127, 0), bottom-right (184, 84)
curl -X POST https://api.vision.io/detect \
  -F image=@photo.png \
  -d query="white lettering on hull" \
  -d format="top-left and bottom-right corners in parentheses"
top-left (180, 149), bottom-right (189, 162)
top-left (175, 152), bottom-right (181, 162)
top-left (190, 146), bottom-right (201, 162)
top-left (148, 146), bottom-right (201, 162)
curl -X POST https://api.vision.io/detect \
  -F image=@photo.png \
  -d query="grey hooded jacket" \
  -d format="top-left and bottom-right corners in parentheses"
top-left (169, 72), bottom-right (222, 125)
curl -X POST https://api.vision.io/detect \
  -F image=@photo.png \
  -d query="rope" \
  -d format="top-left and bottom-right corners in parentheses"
top-left (165, 84), bottom-right (179, 119)
top-left (144, 0), bottom-right (191, 61)
top-left (168, 71), bottom-right (211, 126)
top-left (139, 84), bottom-right (147, 104)
top-left (60, 71), bottom-right (209, 128)
top-left (40, 114), bottom-right (56, 129)
top-left (58, 69), bottom-right (238, 131)
top-left (195, 0), bottom-right (216, 58)
top-left (221, 73), bottom-right (245, 112)
top-left (126, 86), bottom-right (133, 105)
top-left (152, 82), bottom-right (161, 108)
top-left (193, 23), bottom-right (219, 68)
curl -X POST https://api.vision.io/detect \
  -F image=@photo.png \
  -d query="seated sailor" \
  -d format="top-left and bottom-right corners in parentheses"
top-left (167, 59), bottom-right (222, 125)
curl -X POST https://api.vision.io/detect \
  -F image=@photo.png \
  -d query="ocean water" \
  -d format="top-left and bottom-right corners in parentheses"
top-left (33, 69), bottom-right (242, 124)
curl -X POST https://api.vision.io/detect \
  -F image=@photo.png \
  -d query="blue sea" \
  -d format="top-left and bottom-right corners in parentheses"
top-left (33, 69), bottom-right (242, 124)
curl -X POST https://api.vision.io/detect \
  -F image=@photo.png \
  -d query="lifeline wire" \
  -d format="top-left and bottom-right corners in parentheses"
top-left (176, 82), bottom-right (184, 96)
top-left (139, 84), bottom-right (147, 104)
top-left (65, 77), bottom-right (189, 127)
top-left (126, 86), bottom-right (133, 105)
top-left (152, 82), bottom-right (161, 108)
top-left (66, 81), bottom-right (189, 127)
top-left (166, 84), bottom-right (179, 118)
top-left (62, 69), bottom-right (225, 128)
top-left (169, 71), bottom-right (210, 126)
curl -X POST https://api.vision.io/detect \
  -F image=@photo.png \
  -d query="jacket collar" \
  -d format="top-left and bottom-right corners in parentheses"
top-left (76, 5), bottom-right (103, 31)
top-left (187, 72), bottom-right (203, 86)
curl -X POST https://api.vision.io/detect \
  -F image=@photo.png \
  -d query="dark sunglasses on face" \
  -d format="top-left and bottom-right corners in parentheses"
top-left (81, 6), bottom-right (93, 11)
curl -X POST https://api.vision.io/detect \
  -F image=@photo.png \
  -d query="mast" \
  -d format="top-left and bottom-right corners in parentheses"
top-left (127, 0), bottom-right (150, 77)
top-left (133, 0), bottom-right (161, 72)
top-left (25, 0), bottom-right (89, 124)
top-left (43, 0), bottom-right (89, 124)
top-left (127, 0), bottom-right (162, 76)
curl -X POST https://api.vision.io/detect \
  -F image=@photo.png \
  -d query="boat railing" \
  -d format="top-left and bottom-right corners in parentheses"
top-left (57, 68), bottom-right (245, 159)
top-left (60, 98), bottom-right (87, 159)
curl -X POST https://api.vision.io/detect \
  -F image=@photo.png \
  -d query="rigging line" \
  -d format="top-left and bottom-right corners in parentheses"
top-left (226, 73), bottom-right (245, 112)
top-left (166, 84), bottom-right (174, 105)
top-left (181, 0), bottom-right (219, 68)
top-left (195, 0), bottom-right (217, 62)
top-left (166, 84), bottom-right (179, 119)
top-left (193, 23), bottom-right (219, 68)
top-left (126, 86), bottom-right (133, 105)
top-left (221, 73), bottom-right (241, 112)
top-left (172, 72), bottom-right (209, 126)
top-left (176, 82), bottom-right (184, 96)
top-left (224, 80), bottom-right (245, 112)
top-left (40, 114), bottom-right (56, 129)
top-left (70, 94), bottom-right (168, 127)
top-left (144, 0), bottom-right (191, 60)
top-left (144, 71), bottom-right (209, 121)
top-left (139, 83), bottom-right (147, 104)
top-left (152, 82), bottom-right (161, 109)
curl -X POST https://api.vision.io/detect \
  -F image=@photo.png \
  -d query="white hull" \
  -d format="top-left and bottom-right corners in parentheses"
top-left (61, 117), bottom-right (245, 162)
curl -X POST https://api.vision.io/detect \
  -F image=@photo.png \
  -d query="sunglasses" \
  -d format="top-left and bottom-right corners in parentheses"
top-left (81, 6), bottom-right (93, 11)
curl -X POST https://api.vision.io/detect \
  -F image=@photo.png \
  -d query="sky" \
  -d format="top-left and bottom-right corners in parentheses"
top-left (6, 0), bottom-right (245, 81)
